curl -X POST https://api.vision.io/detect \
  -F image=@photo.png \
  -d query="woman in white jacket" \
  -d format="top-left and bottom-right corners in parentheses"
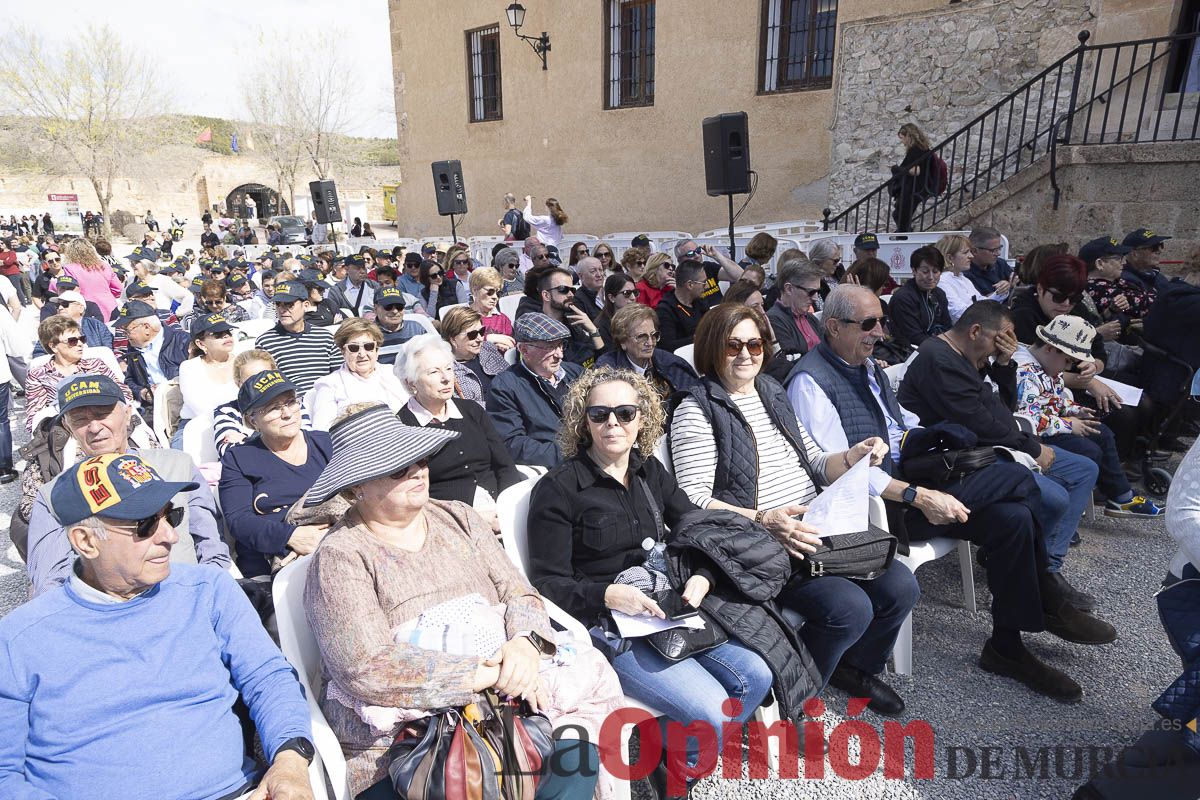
top-left (522, 195), bottom-right (568, 246)
top-left (306, 317), bottom-right (409, 430)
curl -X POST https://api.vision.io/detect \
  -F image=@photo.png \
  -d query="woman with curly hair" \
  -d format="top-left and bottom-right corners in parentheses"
top-left (526, 366), bottom-right (774, 798)
top-left (61, 237), bottom-right (123, 321)
top-left (620, 246), bottom-right (649, 284)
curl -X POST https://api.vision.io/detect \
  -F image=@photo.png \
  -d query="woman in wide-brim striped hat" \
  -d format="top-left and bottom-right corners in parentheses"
top-left (299, 400), bottom-right (618, 795)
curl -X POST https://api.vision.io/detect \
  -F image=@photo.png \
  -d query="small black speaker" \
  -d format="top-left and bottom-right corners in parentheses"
top-left (702, 112), bottom-right (751, 196)
top-left (309, 180), bottom-right (342, 224)
top-left (431, 160), bottom-right (468, 216)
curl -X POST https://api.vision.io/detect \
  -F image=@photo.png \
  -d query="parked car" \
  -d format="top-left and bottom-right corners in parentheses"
top-left (268, 215), bottom-right (307, 244)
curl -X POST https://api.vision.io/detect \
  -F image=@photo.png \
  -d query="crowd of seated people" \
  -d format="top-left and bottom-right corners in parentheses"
top-left (3, 221), bottom-right (1197, 800)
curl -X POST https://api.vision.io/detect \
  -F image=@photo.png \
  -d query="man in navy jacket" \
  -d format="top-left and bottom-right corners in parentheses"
top-left (116, 300), bottom-right (190, 405)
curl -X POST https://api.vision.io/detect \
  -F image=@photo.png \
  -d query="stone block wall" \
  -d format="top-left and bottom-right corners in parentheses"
top-left (828, 0), bottom-right (1097, 214)
top-left (941, 140), bottom-right (1200, 268)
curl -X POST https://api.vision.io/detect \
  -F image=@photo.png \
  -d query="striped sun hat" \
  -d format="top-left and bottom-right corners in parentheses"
top-left (304, 403), bottom-right (459, 506)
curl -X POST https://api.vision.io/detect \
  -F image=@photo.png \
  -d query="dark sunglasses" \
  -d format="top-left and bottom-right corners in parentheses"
top-left (585, 404), bottom-right (639, 424)
top-left (682, 248), bottom-right (702, 259)
top-left (428, 270), bottom-right (443, 278)
top-left (479, 287), bottom-right (498, 297)
top-left (389, 458), bottom-right (429, 480)
top-left (1047, 289), bottom-right (1083, 305)
top-left (836, 315), bottom-right (888, 332)
top-left (790, 284), bottom-right (821, 298)
top-left (726, 338), bottom-right (765, 356)
top-left (462, 328), bottom-right (485, 341)
top-left (618, 289), bottom-right (640, 299)
top-left (58, 335), bottom-right (87, 347)
top-left (113, 505), bottom-right (185, 541)
top-left (344, 342), bottom-right (378, 353)
top-left (381, 303), bottom-right (406, 312)
top-left (206, 329), bottom-right (234, 339)
top-left (451, 258), bottom-right (471, 266)
top-left (596, 251), bottom-right (613, 259)
top-left (550, 286), bottom-right (576, 296)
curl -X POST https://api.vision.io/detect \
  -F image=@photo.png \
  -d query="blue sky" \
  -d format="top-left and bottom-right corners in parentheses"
top-left (13, 0), bottom-right (397, 138)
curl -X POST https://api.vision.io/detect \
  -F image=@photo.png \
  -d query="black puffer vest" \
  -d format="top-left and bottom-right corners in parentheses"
top-left (672, 375), bottom-right (819, 508)
top-left (664, 509), bottom-right (822, 720)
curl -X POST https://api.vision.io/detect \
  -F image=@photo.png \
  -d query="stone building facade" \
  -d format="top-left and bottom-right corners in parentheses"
top-left (388, 0), bottom-right (1182, 238)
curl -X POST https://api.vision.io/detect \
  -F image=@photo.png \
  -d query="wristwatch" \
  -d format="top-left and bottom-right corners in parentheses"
top-left (515, 630), bottom-right (557, 658)
top-left (901, 485), bottom-right (920, 506)
top-left (276, 736), bottom-right (315, 764)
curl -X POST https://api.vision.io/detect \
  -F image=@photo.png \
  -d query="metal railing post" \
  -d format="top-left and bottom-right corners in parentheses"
top-left (1060, 30), bottom-right (1092, 146)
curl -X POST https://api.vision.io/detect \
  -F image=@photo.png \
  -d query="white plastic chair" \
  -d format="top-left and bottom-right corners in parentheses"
top-left (504, 346), bottom-right (519, 366)
top-left (498, 294), bottom-right (522, 324)
top-left (151, 383), bottom-right (178, 445)
top-left (673, 344), bottom-right (695, 370)
top-left (410, 314), bottom-right (439, 335)
top-left (272, 556), bottom-right (352, 800)
top-left (82, 346), bottom-right (122, 376)
top-left (438, 302), bottom-right (468, 320)
top-left (232, 318), bottom-right (275, 339)
top-left (496, 477), bottom-right (783, 788)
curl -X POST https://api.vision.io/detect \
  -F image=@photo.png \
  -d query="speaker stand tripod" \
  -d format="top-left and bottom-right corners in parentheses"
top-left (725, 194), bottom-right (736, 261)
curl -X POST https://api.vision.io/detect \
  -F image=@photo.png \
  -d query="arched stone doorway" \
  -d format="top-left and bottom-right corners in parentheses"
top-left (225, 183), bottom-right (288, 222)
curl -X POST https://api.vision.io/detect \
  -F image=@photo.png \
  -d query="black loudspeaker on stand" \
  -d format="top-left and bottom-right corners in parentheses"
top-left (702, 112), bottom-right (751, 259)
top-left (432, 160), bottom-right (468, 241)
top-left (309, 179), bottom-right (342, 247)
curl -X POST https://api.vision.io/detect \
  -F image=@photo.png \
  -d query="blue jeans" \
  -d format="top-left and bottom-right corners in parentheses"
top-left (0, 382), bottom-right (12, 470)
top-left (1035, 446), bottom-right (1099, 572)
top-left (594, 634), bottom-right (773, 765)
top-left (169, 417), bottom-right (188, 450)
top-left (778, 561), bottom-right (920, 686)
top-left (1045, 425), bottom-right (1131, 502)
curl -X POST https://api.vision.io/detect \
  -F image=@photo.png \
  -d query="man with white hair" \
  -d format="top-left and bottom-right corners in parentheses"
top-left (672, 238), bottom-right (744, 306)
top-left (24, 373), bottom-right (231, 593)
top-left (116, 300), bottom-right (190, 406)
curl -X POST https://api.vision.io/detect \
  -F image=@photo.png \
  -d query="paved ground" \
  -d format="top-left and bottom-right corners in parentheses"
top-left (0, 375), bottom-right (1187, 799)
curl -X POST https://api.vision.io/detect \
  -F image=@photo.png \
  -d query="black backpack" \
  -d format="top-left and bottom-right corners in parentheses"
top-left (506, 209), bottom-right (531, 241)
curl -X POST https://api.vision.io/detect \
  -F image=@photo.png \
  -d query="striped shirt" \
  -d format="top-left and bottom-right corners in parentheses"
top-left (671, 390), bottom-right (829, 511)
top-left (254, 323), bottom-right (341, 392)
top-left (378, 320), bottom-right (426, 365)
top-left (213, 401), bottom-right (312, 458)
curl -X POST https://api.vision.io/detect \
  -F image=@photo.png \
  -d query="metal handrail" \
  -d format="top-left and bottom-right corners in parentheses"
top-left (825, 28), bottom-right (1200, 233)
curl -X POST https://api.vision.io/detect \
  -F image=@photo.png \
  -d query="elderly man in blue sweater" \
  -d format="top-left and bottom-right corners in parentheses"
top-left (0, 453), bottom-right (315, 800)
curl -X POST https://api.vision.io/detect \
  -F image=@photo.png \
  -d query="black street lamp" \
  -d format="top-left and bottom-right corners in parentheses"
top-left (505, 2), bottom-right (551, 70)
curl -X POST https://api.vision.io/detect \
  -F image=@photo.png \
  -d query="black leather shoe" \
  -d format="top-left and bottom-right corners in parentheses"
top-left (648, 761), bottom-right (691, 799)
top-left (0, 469), bottom-right (15, 485)
top-left (1045, 571), bottom-right (1096, 612)
top-left (979, 639), bottom-right (1082, 702)
top-left (1043, 601), bottom-right (1117, 645)
top-left (829, 664), bottom-right (905, 717)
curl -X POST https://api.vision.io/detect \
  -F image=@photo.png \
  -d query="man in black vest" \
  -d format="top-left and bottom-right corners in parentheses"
top-left (788, 286), bottom-right (1116, 703)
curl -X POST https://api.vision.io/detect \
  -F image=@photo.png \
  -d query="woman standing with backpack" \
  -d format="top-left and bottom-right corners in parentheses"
top-left (889, 122), bottom-right (942, 232)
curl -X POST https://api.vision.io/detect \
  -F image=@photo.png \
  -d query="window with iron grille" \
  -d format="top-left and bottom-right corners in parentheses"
top-left (759, 0), bottom-right (837, 93)
top-left (466, 25), bottom-right (503, 122)
top-left (605, 0), bottom-right (655, 109)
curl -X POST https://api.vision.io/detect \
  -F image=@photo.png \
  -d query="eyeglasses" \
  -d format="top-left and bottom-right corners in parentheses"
top-left (57, 335), bottom-right (87, 347)
top-left (389, 458), bottom-right (429, 480)
top-left (725, 338), bottom-right (765, 357)
top-left (1046, 289), bottom-right (1083, 305)
top-left (979, 246), bottom-right (1004, 254)
top-left (618, 289), bottom-right (640, 299)
top-left (204, 298), bottom-right (228, 308)
top-left (108, 505), bottom-right (185, 541)
top-left (533, 253), bottom-right (549, 261)
top-left (586, 404), bottom-right (639, 424)
top-left (789, 284), bottom-right (821, 298)
top-left (428, 270), bottom-right (443, 279)
top-left (462, 328), bottom-right (485, 341)
top-left (550, 286), bottom-right (576, 296)
top-left (479, 287), bottom-right (498, 297)
top-left (661, 263), bottom-right (676, 272)
top-left (632, 332), bottom-right (660, 345)
top-left (206, 330), bottom-right (234, 340)
top-left (836, 315), bottom-right (888, 331)
top-left (597, 251), bottom-right (613, 259)
top-left (451, 258), bottom-right (471, 267)
top-left (344, 341), bottom-right (378, 353)
top-left (256, 397), bottom-right (300, 421)
top-left (682, 248), bottom-right (702, 259)
top-left (380, 303), bottom-right (405, 312)
top-left (634, 260), bottom-right (647, 266)
top-left (1148, 244), bottom-right (1165, 253)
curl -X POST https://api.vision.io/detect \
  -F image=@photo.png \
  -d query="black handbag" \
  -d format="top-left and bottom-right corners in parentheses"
top-left (902, 445), bottom-right (996, 488)
top-left (802, 524), bottom-right (898, 580)
top-left (636, 478), bottom-right (730, 661)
